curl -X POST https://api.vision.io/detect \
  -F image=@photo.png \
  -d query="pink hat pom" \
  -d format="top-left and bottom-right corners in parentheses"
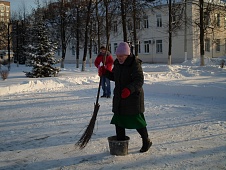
top-left (116, 42), bottom-right (130, 56)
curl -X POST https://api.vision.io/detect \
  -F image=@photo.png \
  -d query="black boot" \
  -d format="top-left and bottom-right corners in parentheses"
top-left (140, 138), bottom-right (152, 153)
top-left (136, 127), bottom-right (152, 152)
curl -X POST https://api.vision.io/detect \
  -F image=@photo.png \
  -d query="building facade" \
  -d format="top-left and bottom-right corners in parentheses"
top-left (0, 1), bottom-right (10, 23)
top-left (0, 0), bottom-right (11, 62)
top-left (57, 1), bottom-right (226, 64)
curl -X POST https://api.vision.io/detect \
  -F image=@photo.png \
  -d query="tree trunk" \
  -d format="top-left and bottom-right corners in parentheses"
top-left (199, 0), bottom-right (205, 66)
top-left (89, 36), bottom-right (92, 67)
top-left (132, 0), bottom-right (138, 57)
top-left (60, 0), bottom-right (66, 68)
top-left (82, 60), bottom-right (86, 71)
top-left (76, 6), bottom-right (80, 68)
top-left (61, 58), bottom-right (65, 68)
top-left (76, 59), bottom-right (79, 68)
top-left (121, 0), bottom-right (127, 42)
top-left (82, 0), bottom-right (92, 71)
top-left (105, 0), bottom-right (110, 51)
top-left (184, 0), bottom-right (188, 61)
top-left (168, 0), bottom-right (172, 65)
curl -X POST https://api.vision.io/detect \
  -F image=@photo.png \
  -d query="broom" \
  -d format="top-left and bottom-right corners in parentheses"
top-left (75, 47), bottom-right (108, 149)
top-left (75, 77), bottom-right (102, 149)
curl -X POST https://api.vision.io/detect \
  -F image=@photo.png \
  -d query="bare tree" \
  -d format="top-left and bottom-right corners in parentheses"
top-left (126, 0), bottom-right (155, 56)
top-left (167, 0), bottom-right (185, 65)
top-left (191, 0), bottom-right (226, 66)
top-left (168, 0), bottom-right (172, 65)
top-left (44, 0), bottom-right (73, 68)
top-left (81, 0), bottom-right (93, 71)
top-left (199, 0), bottom-right (205, 66)
top-left (0, 22), bottom-right (7, 50)
top-left (121, 0), bottom-right (127, 42)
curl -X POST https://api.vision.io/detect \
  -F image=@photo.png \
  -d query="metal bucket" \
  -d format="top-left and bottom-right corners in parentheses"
top-left (108, 136), bottom-right (130, 156)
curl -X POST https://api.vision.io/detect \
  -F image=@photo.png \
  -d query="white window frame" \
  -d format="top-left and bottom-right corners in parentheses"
top-left (224, 16), bottom-right (226, 29)
top-left (136, 19), bottom-right (140, 29)
top-left (225, 39), bottom-right (226, 53)
top-left (113, 21), bottom-right (117, 32)
top-left (144, 16), bottom-right (149, 29)
top-left (108, 44), bottom-right (111, 53)
top-left (156, 14), bottom-right (162, 27)
top-left (205, 38), bottom-right (210, 52)
top-left (215, 13), bottom-right (220, 27)
top-left (128, 19), bottom-right (132, 31)
top-left (71, 46), bottom-right (75, 55)
top-left (144, 41), bottom-right (150, 53)
top-left (156, 40), bottom-right (163, 53)
top-left (93, 44), bottom-right (97, 54)
top-left (215, 39), bottom-right (220, 52)
top-left (114, 43), bottom-right (117, 54)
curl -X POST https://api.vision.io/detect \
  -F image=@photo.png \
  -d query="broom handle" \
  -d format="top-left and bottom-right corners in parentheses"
top-left (95, 77), bottom-right (102, 105)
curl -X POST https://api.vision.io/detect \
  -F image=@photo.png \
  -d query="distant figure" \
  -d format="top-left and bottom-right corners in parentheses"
top-left (95, 46), bottom-right (114, 98)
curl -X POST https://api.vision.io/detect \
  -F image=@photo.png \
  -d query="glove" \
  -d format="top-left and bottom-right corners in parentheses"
top-left (98, 66), bottom-right (106, 76)
top-left (121, 88), bottom-right (130, 98)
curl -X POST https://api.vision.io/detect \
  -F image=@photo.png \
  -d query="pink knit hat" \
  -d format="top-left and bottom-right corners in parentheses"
top-left (116, 42), bottom-right (130, 56)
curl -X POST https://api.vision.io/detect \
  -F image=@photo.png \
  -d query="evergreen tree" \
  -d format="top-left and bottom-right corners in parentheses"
top-left (24, 14), bottom-right (60, 78)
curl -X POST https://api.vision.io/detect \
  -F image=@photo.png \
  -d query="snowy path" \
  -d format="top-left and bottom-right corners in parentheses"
top-left (0, 62), bottom-right (226, 169)
top-left (0, 84), bottom-right (225, 170)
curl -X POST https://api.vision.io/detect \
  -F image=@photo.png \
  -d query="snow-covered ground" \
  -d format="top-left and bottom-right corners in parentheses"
top-left (0, 58), bottom-right (226, 170)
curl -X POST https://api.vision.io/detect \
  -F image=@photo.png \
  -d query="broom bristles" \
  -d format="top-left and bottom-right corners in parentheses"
top-left (75, 103), bottom-right (100, 149)
top-left (75, 60), bottom-right (103, 149)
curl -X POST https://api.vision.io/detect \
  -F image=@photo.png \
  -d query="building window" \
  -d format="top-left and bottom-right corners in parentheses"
top-left (113, 21), bottom-right (117, 32)
top-left (137, 41), bottom-right (141, 53)
top-left (72, 46), bottom-right (75, 55)
top-left (224, 16), bottom-right (226, 29)
top-left (156, 14), bottom-right (162, 27)
top-left (114, 43), bottom-right (117, 54)
top-left (225, 39), bottom-right (226, 53)
top-left (128, 19), bottom-right (132, 31)
top-left (108, 44), bottom-right (111, 53)
top-left (136, 19), bottom-right (140, 29)
top-left (144, 41), bottom-right (149, 53)
top-left (57, 48), bottom-right (61, 56)
top-left (133, 41), bottom-right (141, 54)
top-left (156, 40), bottom-right (163, 53)
top-left (216, 39), bottom-right (220, 52)
top-left (93, 45), bottom-right (97, 54)
top-left (144, 16), bottom-right (149, 29)
top-left (215, 13), bottom-right (220, 27)
top-left (205, 38), bottom-right (210, 52)
top-left (172, 15), bottom-right (176, 25)
top-left (204, 11), bottom-right (210, 26)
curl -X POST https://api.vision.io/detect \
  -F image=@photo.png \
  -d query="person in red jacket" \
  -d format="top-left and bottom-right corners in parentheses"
top-left (94, 46), bottom-right (114, 98)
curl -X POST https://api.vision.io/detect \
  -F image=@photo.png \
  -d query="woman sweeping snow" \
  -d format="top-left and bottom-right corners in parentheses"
top-left (98, 42), bottom-right (152, 152)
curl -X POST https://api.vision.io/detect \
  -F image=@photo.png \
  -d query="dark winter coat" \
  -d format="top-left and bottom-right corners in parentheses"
top-left (105, 54), bottom-right (144, 115)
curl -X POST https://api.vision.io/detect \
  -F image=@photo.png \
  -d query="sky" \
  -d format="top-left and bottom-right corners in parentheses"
top-left (7, 0), bottom-right (36, 13)
top-left (0, 57), bottom-right (225, 169)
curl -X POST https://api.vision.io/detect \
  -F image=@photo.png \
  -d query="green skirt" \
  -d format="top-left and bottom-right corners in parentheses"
top-left (110, 113), bottom-right (147, 129)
